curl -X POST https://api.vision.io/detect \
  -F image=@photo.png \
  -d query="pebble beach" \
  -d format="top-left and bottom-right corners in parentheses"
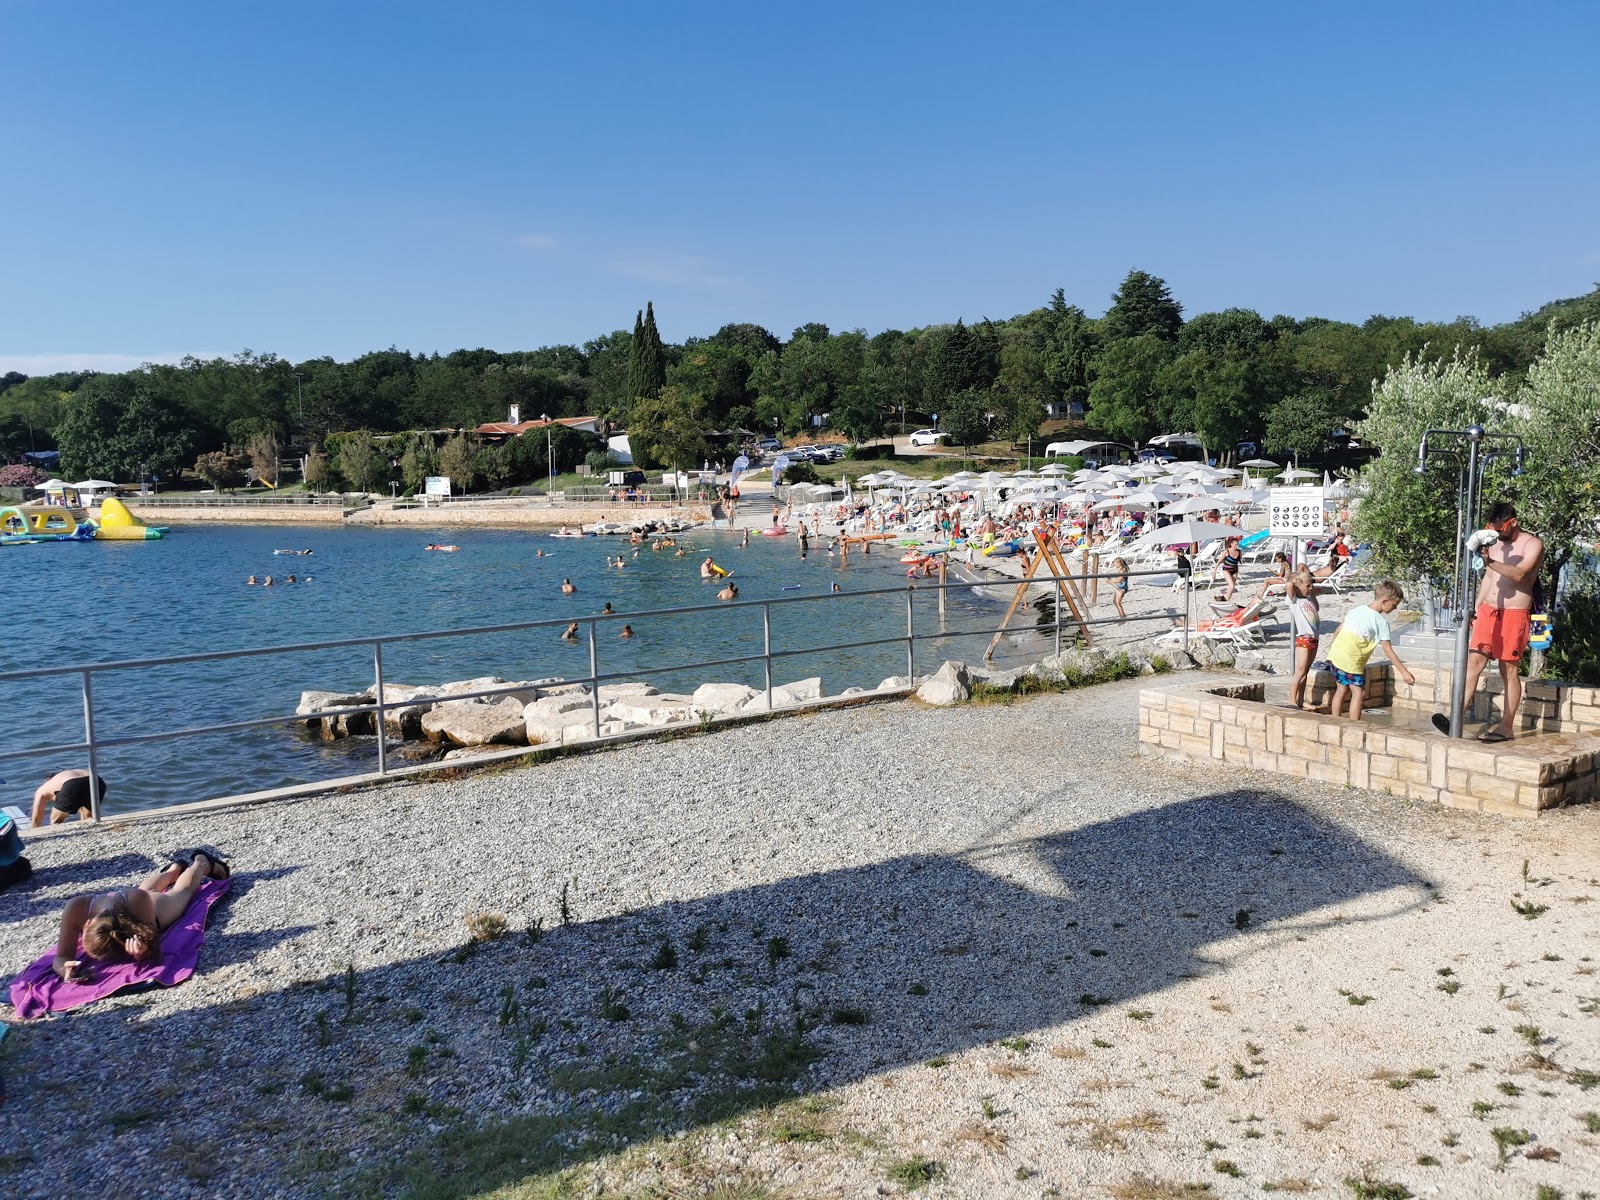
top-left (2, 675), bottom-right (1596, 1199)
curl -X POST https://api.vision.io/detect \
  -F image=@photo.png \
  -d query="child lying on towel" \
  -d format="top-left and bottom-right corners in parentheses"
top-left (10, 849), bottom-right (232, 1018)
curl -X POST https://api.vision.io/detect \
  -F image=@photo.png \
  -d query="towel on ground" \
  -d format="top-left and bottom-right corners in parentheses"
top-left (8, 878), bottom-right (231, 1018)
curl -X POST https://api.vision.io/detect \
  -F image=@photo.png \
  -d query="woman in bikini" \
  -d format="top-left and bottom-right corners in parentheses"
top-left (1212, 536), bottom-right (1242, 602)
top-left (51, 849), bottom-right (231, 982)
top-left (1287, 567), bottom-right (1320, 710)
top-left (1109, 557), bottom-right (1130, 621)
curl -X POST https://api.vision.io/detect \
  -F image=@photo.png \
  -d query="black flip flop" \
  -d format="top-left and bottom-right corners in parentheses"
top-left (169, 846), bottom-right (231, 879)
top-left (1430, 713), bottom-right (1450, 735)
top-left (1477, 730), bottom-right (1511, 744)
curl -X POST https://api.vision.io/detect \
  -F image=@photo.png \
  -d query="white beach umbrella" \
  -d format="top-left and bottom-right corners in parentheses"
top-left (1159, 495), bottom-right (1228, 516)
top-left (1039, 463), bottom-right (1070, 476)
top-left (1145, 520), bottom-right (1240, 546)
top-left (1279, 467), bottom-right (1318, 481)
top-left (1239, 458), bottom-right (1279, 469)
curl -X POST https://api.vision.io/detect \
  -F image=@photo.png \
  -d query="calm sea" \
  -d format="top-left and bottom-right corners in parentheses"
top-left (2, 524), bottom-right (1038, 814)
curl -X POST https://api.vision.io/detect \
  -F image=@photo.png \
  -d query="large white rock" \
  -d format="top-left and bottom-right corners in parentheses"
top-left (691, 682), bottom-right (759, 714)
top-left (437, 676), bottom-right (543, 706)
top-left (775, 677), bottom-right (823, 706)
top-left (877, 676), bottom-right (914, 691)
top-left (916, 660), bottom-right (971, 707)
top-left (375, 683), bottom-right (440, 738)
top-left (523, 694), bottom-right (595, 744)
top-left (524, 694), bottom-right (593, 719)
top-left (608, 699), bottom-right (696, 727)
top-left (295, 690), bottom-right (374, 739)
top-left (598, 682), bottom-right (659, 701)
top-left (421, 698), bottom-right (529, 746)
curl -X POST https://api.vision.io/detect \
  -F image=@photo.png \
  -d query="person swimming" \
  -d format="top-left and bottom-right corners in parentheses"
top-left (619, 624), bottom-right (634, 639)
top-left (601, 602), bottom-right (614, 615)
top-left (561, 578), bottom-right (577, 594)
top-left (284, 574), bottom-right (297, 584)
top-left (561, 622), bottom-right (580, 641)
top-left (246, 575), bottom-right (258, 585)
top-left (263, 575), bottom-right (274, 586)
top-left (718, 582), bottom-right (739, 601)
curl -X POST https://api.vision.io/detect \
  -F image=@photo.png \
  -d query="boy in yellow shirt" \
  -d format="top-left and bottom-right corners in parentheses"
top-left (1328, 580), bottom-right (1416, 721)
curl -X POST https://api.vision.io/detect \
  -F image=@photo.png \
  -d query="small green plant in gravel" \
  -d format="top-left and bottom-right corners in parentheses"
top-left (314, 1011), bottom-right (333, 1047)
top-left (999, 1037), bottom-right (1030, 1053)
top-left (686, 924), bottom-right (709, 953)
top-left (1092, 1038), bottom-right (1114, 1049)
top-left (1233, 910), bottom-right (1252, 930)
top-left (1472, 1100), bottom-right (1497, 1118)
top-left (1415, 1154), bottom-right (1439, 1166)
top-left (1201, 1074), bottom-right (1221, 1090)
top-left (465, 911), bottom-right (508, 942)
top-left (559, 878), bottom-right (575, 926)
top-left (404, 1045), bottom-right (429, 1077)
top-left (1344, 1178), bottom-right (1413, 1199)
top-left (1515, 1024), bottom-right (1544, 1047)
top-left (1128, 1009), bottom-right (1154, 1021)
top-left (1535, 1187), bottom-right (1562, 1200)
top-left (829, 1006), bottom-right (869, 1026)
top-left (1079, 993), bottom-right (1110, 1007)
top-left (1212, 1159), bottom-right (1242, 1177)
top-left (925, 1056), bottom-right (949, 1069)
top-left (341, 964), bottom-right (359, 1018)
top-left (1339, 989), bottom-right (1373, 1006)
top-left (1512, 897), bottom-right (1550, 920)
top-left (1437, 978), bottom-right (1461, 995)
top-left (886, 1154), bottom-right (941, 1191)
top-left (907, 982), bottom-right (928, 996)
top-left (981, 1097), bottom-right (999, 1120)
top-left (599, 986), bottom-right (631, 1022)
top-left (1498, 1082), bottom-right (1524, 1097)
top-left (766, 935), bottom-right (790, 969)
top-left (1410, 1068), bottom-right (1439, 1080)
top-left (1489, 1125), bottom-right (1531, 1167)
top-left (1583, 1111), bottom-right (1600, 1133)
top-left (108, 1107), bottom-right (161, 1135)
top-left (649, 939), bottom-right (678, 971)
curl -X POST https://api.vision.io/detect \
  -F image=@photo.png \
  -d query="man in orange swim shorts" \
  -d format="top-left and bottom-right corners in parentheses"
top-left (1437, 500), bottom-right (1543, 743)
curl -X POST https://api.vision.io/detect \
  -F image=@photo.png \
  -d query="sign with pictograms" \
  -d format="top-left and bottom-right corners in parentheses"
top-left (1268, 486), bottom-right (1326, 537)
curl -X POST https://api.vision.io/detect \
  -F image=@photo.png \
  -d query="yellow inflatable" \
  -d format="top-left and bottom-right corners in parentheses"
top-left (93, 497), bottom-right (167, 541)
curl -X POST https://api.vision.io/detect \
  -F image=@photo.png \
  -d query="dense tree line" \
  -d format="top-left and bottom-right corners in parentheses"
top-left (5, 272), bottom-right (1597, 482)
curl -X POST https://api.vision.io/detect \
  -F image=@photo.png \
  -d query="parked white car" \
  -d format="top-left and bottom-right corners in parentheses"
top-left (908, 429), bottom-right (942, 447)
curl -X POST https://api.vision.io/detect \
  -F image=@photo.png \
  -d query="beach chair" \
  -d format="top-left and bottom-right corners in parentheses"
top-left (1155, 596), bottom-right (1276, 649)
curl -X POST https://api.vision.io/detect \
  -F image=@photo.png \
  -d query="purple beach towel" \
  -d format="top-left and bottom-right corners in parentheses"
top-left (8, 877), bottom-right (232, 1019)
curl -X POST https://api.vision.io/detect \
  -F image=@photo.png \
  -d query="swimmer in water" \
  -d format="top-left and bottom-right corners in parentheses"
top-left (832, 582), bottom-right (841, 593)
top-left (246, 575), bottom-right (258, 585)
top-left (741, 530), bottom-right (750, 548)
top-left (536, 548), bottom-right (545, 558)
top-left (561, 578), bottom-right (577, 594)
top-left (561, 622), bottom-right (579, 641)
top-left (601, 602), bottom-right (614, 615)
top-left (284, 574), bottom-right (297, 584)
top-left (263, 575), bottom-right (274, 587)
top-left (619, 624), bottom-right (634, 639)
top-left (718, 582), bottom-right (739, 601)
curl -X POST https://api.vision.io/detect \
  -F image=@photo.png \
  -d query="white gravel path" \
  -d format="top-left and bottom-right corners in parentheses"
top-left (1, 677), bottom-right (1596, 1200)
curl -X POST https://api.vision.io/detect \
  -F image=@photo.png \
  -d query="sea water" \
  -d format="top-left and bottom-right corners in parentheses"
top-left (2, 524), bottom-right (1038, 814)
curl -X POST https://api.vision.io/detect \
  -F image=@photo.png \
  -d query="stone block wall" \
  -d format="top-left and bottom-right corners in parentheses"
top-left (1137, 679), bottom-right (1599, 818)
top-left (1392, 663), bottom-right (1600, 735)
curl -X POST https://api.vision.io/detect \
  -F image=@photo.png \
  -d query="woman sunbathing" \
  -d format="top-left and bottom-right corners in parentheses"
top-left (52, 849), bottom-right (230, 982)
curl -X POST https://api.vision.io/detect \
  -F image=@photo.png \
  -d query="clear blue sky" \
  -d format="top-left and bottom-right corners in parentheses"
top-left (3, 1), bottom-right (1597, 373)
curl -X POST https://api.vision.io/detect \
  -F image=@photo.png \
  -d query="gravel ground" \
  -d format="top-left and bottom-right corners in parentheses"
top-left (2, 676), bottom-right (1597, 1200)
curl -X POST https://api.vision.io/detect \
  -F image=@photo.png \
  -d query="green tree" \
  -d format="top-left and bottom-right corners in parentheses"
top-left (1265, 392), bottom-right (1337, 462)
top-left (627, 385), bottom-right (711, 478)
top-left (627, 302), bottom-right (667, 404)
top-left (1087, 336), bottom-right (1178, 446)
top-left (925, 320), bottom-right (992, 411)
top-left (193, 451), bottom-right (250, 490)
top-left (333, 430), bottom-right (392, 493)
top-left (1101, 270), bottom-right (1183, 342)
top-left (55, 373), bottom-right (194, 480)
top-left (1352, 350), bottom-right (1504, 580)
top-left (941, 389), bottom-right (991, 455)
top-left (436, 433), bottom-right (479, 493)
top-left (1512, 321), bottom-right (1600, 625)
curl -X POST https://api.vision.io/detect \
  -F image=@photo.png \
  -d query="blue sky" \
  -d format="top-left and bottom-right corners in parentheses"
top-left (2, 1), bottom-right (1597, 373)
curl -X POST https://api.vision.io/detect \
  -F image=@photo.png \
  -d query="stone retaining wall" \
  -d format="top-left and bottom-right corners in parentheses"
top-left (1393, 662), bottom-right (1600, 735)
top-left (1138, 676), bottom-right (1599, 819)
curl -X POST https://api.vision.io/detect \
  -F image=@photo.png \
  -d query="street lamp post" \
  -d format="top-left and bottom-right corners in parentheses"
top-left (1414, 423), bottom-right (1525, 738)
top-left (542, 414), bottom-right (553, 496)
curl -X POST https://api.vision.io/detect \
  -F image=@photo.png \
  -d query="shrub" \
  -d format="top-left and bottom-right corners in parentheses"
top-left (0, 463), bottom-right (46, 488)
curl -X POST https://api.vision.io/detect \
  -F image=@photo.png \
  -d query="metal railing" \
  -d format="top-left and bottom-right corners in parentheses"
top-left (0, 563), bottom-right (1190, 824)
top-left (129, 493), bottom-right (368, 507)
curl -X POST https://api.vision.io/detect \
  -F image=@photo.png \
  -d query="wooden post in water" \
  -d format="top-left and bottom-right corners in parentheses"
top-left (1089, 551), bottom-right (1100, 605)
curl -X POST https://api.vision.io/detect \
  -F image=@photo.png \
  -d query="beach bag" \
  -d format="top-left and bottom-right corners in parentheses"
top-left (0, 818), bottom-right (31, 893)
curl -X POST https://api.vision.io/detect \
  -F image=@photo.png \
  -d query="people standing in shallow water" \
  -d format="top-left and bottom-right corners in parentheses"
top-left (619, 624), bottom-right (634, 638)
top-left (561, 578), bottom-right (576, 594)
top-left (561, 622), bottom-right (580, 641)
top-left (601, 602), bottom-right (614, 615)
top-left (718, 582), bottom-right (738, 601)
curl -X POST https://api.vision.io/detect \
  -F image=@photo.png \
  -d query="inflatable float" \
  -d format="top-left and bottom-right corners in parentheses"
top-left (92, 497), bottom-right (167, 541)
top-left (423, 544), bottom-right (459, 552)
top-left (700, 561), bottom-right (731, 579)
top-left (762, 528), bottom-right (788, 537)
top-left (1, 504), bottom-right (96, 545)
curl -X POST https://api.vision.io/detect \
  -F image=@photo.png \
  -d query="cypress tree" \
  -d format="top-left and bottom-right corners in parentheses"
top-left (625, 309), bottom-right (646, 400)
top-left (636, 301), bottom-right (666, 399)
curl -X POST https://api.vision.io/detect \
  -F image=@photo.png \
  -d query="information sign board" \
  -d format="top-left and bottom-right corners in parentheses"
top-left (424, 476), bottom-right (452, 498)
top-left (1268, 486), bottom-right (1326, 537)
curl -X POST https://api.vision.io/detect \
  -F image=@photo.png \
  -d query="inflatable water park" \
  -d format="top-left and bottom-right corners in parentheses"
top-left (0, 497), bottom-right (167, 546)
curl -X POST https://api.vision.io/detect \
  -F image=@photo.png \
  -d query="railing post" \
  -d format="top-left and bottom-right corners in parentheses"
top-left (590, 619), bottom-right (602, 737)
top-left (763, 602), bottom-right (773, 710)
top-left (1183, 569), bottom-right (1192, 655)
top-left (81, 669), bottom-right (102, 823)
top-left (905, 587), bottom-right (915, 681)
top-left (372, 642), bottom-right (388, 775)
top-left (1054, 570), bottom-right (1063, 659)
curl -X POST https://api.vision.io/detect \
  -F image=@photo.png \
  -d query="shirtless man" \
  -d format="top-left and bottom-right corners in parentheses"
top-left (31, 770), bottom-right (108, 826)
top-left (1437, 500), bottom-right (1544, 742)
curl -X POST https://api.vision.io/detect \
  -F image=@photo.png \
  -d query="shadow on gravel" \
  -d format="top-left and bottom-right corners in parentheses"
top-left (5, 788), bottom-right (1432, 1198)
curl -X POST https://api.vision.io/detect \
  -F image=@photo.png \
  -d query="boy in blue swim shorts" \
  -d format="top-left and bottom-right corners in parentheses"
top-left (1328, 580), bottom-right (1416, 721)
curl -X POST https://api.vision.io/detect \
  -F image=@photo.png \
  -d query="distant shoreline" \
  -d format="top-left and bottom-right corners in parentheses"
top-left (123, 500), bottom-right (717, 529)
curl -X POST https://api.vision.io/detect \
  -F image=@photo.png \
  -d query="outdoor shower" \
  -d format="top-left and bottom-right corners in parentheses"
top-left (1413, 423), bottom-right (1525, 738)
